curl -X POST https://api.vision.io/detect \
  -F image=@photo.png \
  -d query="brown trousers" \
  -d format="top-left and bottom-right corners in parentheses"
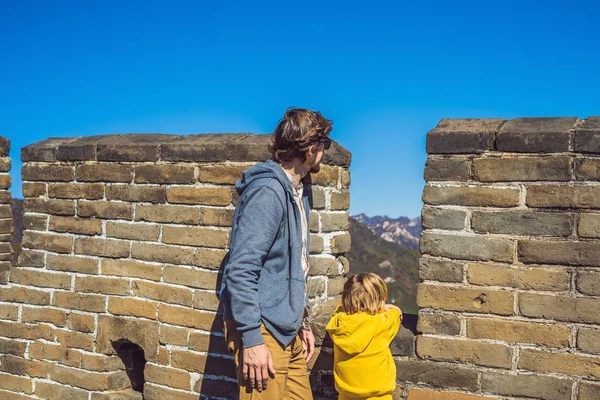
top-left (224, 319), bottom-right (314, 400)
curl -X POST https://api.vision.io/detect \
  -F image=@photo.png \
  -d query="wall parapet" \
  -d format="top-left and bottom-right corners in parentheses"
top-left (414, 116), bottom-right (600, 400)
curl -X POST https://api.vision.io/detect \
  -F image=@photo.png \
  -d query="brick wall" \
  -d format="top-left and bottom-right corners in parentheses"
top-left (413, 117), bottom-right (600, 400)
top-left (0, 136), bottom-right (12, 284)
top-left (0, 133), bottom-right (351, 399)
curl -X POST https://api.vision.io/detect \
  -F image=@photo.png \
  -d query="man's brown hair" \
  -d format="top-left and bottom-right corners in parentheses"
top-left (270, 108), bottom-right (333, 162)
top-left (341, 273), bottom-right (388, 315)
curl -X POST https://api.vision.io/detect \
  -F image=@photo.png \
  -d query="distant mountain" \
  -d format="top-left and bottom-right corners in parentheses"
top-left (347, 217), bottom-right (419, 314)
top-left (353, 213), bottom-right (421, 249)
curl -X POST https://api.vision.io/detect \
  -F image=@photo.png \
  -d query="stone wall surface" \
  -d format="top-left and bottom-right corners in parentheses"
top-left (0, 133), bottom-right (352, 399)
top-left (414, 117), bottom-right (600, 400)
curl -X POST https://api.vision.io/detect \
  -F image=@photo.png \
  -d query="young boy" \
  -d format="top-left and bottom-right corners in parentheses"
top-left (326, 273), bottom-right (402, 400)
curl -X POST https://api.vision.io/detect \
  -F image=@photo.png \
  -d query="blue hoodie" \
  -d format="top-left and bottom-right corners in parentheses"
top-left (220, 160), bottom-right (311, 348)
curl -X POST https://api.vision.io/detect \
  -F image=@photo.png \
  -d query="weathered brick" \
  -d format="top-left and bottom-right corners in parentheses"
top-left (496, 117), bottom-right (576, 152)
top-left (420, 257), bottom-right (464, 283)
top-left (135, 204), bottom-right (199, 224)
top-left (0, 174), bottom-right (11, 189)
top-left (75, 276), bottom-right (130, 295)
top-left (417, 283), bottom-right (514, 315)
top-left (330, 232), bottom-right (351, 253)
top-left (67, 313), bottom-right (95, 333)
top-left (166, 187), bottom-right (231, 206)
top-left (199, 207), bottom-right (234, 226)
top-left (472, 210), bottom-right (572, 236)
top-left (34, 381), bottom-right (89, 400)
top-left (0, 204), bottom-right (11, 219)
top-left (145, 363), bottom-right (191, 390)
top-left (157, 346), bottom-right (170, 365)
top-left (312, 165), bottom-right (339, 186)
top-left (144, 383), bottom-right (197, 400)
top-left (0, 304), bottom-right (19, 321)
top-left (0, 218), bottom-right (13, 234)
top-left (578, 213), bottom-right (600, 238)
top-left (422, 207), bottom-right (466, 231)
top-left (15, 249), bottom-right (45, 267)
top-left (24, 198), bottom-right (74, 216)
top-left (519, 348), bottom-right (600, 378)
top-left (194, 247), bottom-right (227, 269)
top-left (468, 317), bottom-right (570, 347)
top-left (421, 232), bottom-right (514, 263)
top-left (467, 263), bottom-right (569, 291)
top-left (578, 328), bottom-right (600, 355)
top-left (310, 188), bottom-right (326, 209)
top-left (423, 185), bottom-right (520, 207)
top-left (0, 321), bottom-right (53, 341)
top-left (0, 354), bottom-right (47, 377)
top-left (193, 290), bottom-right (221, 311)
top-left (396, 360), bottom-right (478, 390)
top-left (49, 216), bottom-right (102, 235)
top-left (481, 371), bottom-right (572, 400)
top-left (54, 292), bottom-right (106, 313)
top-left (22, 230), bottom-right (71, 253)
top-left (424, 157), bottom-right (470, 181)
top-left (159, 325), bottom-right (189, 347)
top-left (78, 200), bottom-right (133, 219)
top-left (96, 315), bottom-right (159, 362)
top-left (55, 330), bottom-right (94, 351)
top-left (310, 234), bottom-right (324, 254)
top-left (106, 221), bottom-right (160, 241)
top-left (520, 292), bottom-right (600, 324)
top-left (131, 243), bottom-right (194, 265)
top-left (76, 163), bottom-right (133, 182)
top-left (106, 185), bottom-right (166, 203)
top-left (579, 380), bottom-right (600, 400)
top-left (0, 338), bottom-right (26, 356)
top-left (162, 226), bottom-right (228, 248)
top-left (0, 286), bottom-right (50, 305)
top-left (340, 168), bottom-right (350, 189)
top-left (575, 158), bottom-right (600, 180)
top-left (22, 182), bottom-right (46, 197)
top-left (0, 371), bottom-right (33, 394)
top-left (519, 239), bottom-right (600, 266)
top-left (75, 237), bottom-right (129, 258)
top-left (48, 363), bottom-right (129, 391)
top-left (132, 280), bottom-right (193, 307)
top-left (163, 265), bottom-right (219, 290)
top-left (188, 331), bottom-right (212, 352)
top-left (473, 156), bottom-right (571, 182)
top-left (310, 210), bottom-right (319, 233)
top-left (198, 164), bottom-right (247, 184)
top-left (320, 212), bottom-right (349, 232)
top-left (48, 183), bottom-right (104, 199)
top-left (47, 254), bottom-right (98, 274)
top-left (328, 277), bottom-right (345, 296)
top-left (62, 349), bottom-right (123, 372)
top-left (108, 297), bottom-right (158, 319)
top-left (416, 336), bottom-right (513, 368)
top-left (417, 313), bottom-right (461, 335)
top-left (0, 157), bottom-right (10, 172)
top-left (102, 258), bottom-right (162, 281)
top-left (330, 191), bottom-right (350, 210)
top-left (574, 117), bottom-right (600, 153)
top-left (9, 268), bottom-right (70, 290)
top-left (577, 270), bottom-right (600, 296)
top-left (22, 164), bottom-right (74, 181)
top-left (158, 304), bottom-right (215, 330)
top-left (28, 340), bottom-right (66, 361)
top-left (528, 185), bottom-right (600, 208)
top-left (307, 277), bottom-right (325, 298)
top-left (309, 256), bottom-right (339, 276)
top-left (21, 214), bottom-right (44, 232)
top-left (426, 118), bottom-right (504, 154)
top-left (135, 165), bottom-right (195, 184)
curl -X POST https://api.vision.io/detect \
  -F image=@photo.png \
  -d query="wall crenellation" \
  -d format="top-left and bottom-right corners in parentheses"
top-left (414, 116), bottom-right (600, 400)
top-left (0, 133), bottom-right (351, 399)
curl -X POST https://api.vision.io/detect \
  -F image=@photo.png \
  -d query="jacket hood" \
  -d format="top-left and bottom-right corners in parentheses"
top-left (326, 306), bottom-right (380, 355)
top-left (235, 160), bottom-right (294, 197)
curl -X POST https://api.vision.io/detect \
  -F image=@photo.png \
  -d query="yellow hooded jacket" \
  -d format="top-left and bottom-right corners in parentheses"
top-left (326, 306), bottom-right (402, 400)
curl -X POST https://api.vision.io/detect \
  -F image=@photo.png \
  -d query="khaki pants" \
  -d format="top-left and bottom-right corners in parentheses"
top-left (224, 319), bottom-right (314, 400)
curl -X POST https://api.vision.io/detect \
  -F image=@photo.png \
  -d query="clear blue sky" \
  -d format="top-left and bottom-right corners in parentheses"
top-left (1, 1), bottom-right (599, 218)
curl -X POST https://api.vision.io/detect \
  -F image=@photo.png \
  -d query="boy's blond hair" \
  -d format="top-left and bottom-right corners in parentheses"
top-left (341, 273), bottom-right (388, 315)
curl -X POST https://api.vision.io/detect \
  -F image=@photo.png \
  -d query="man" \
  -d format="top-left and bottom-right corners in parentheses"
top-left (220, 108), bottom-right (333, 399)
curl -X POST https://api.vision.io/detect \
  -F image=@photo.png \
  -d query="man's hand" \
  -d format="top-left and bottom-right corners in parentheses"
top-left (242, 344), bottom-right (275, 392)
top-left (299, 328), bottom-right (315, 363)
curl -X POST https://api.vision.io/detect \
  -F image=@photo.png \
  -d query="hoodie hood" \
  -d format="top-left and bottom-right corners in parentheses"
top-left (235, 159), bottom-right (295, 198)
top-left (326, 306), bottom-right (380, 355)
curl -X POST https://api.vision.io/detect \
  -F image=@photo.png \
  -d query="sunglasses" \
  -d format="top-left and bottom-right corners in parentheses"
top-left (313, 137), bottom-right (332, 150)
